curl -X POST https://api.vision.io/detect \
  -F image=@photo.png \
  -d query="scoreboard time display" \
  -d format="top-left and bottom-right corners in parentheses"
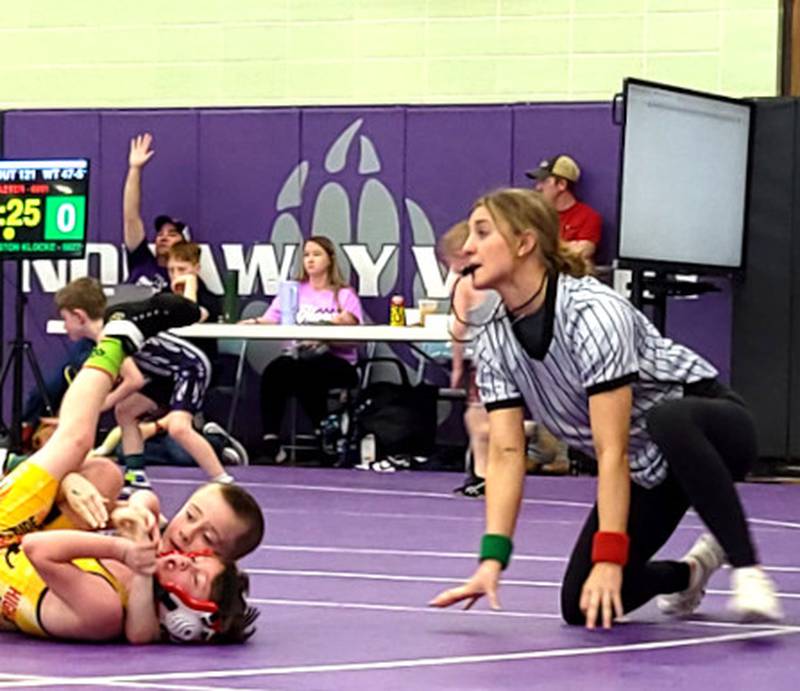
top-left (0, 159), bottom-right (89, 259)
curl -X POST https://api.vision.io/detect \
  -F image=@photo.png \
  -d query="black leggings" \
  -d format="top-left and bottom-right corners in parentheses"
top-left (260, 352), bottom-right (358, 437)
top-left (561, 381), bottom-right (758, 625)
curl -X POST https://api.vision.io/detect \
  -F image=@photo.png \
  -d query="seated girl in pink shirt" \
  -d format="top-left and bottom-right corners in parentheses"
top-left (252, 236), bottom-right (363, 462)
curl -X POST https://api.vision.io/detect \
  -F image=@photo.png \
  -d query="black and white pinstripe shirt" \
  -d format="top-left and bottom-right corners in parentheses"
top-left (475, 273), bottom-right (718, 488)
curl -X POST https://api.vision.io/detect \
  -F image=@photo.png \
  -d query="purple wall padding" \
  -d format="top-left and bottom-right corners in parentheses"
top-left (512, 103), bottom-right (621, 262)
top-left (406, 106), bottom-right (514, 228)
top-left (199, 109), bottom-right (301, 245)
top-left (1, 103), bottom-right (731, 416)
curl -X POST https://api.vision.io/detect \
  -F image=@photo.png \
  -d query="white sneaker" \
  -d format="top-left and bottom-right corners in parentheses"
top-left (658, 533), bottom-right (726, 617)
top-left (213, 472), bottom-right (235, 485)
top-left (729, 566), bottom-right (783, 622)
top-left (203, 421), bottom-right (249, 466)
top-left (221, 447), bottom-right (243, 466)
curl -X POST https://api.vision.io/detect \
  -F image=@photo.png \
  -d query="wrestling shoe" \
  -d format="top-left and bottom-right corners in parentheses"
top-left (256, 436), bottom-right (286, 465)
top-left (453, 475), bottom-right (486, 498)
top-left (657, 533), bottom-right (726, 617)
top-left (123, 468), bottom-right (152, 490)
top-left (203, 421), bottom-right (249, 466)
top-left (729, 566), bottom-right (783, 622)
top-left (0, 449), bottom-right (27, 477)
top-left (103, 292), bottom-right (202, 352)
top-left (221, 448), bottom-right (244, 466)
top-left (213, 472), bottom-right (235, 485)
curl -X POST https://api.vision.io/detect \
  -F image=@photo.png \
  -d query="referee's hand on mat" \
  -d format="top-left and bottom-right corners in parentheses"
top-left (580, 562), bottom-right (624, 630)
top-left (428, 560), bottom-right (503, 611)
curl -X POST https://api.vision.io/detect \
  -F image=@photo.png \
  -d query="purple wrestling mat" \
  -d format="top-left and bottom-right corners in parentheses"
top-left (1, 466), bottom-right (798, 690)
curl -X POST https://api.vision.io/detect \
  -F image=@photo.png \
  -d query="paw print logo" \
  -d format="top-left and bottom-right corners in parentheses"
top-left (267, 118), bottom-right (437, 300)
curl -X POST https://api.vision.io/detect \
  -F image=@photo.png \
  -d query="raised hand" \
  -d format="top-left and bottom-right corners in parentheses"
top-left (129, 133), bottom-right (155, 169)
top-left (429, 560), bottom-right (503, 611)
top-left (62, 472), bottom-right (109, 529)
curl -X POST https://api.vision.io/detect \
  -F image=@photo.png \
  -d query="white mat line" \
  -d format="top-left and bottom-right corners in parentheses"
top-left (259, 507), bottom-right (783, 537)
top-left (682, 618), bottom-right (800, 631)
top-left (105, 683), bottom-right (280, 691)
top-left (261, 507), bottom-right (584, 526)
top-left (0, 619), bottom-right (796, 690)
top-left (0, 681), bottom-right (267, 691)
top-left (748, 517), bottom-right (800, 530)
top-left (9, 628), bottom-right (796, 685)
top-left (0, 681), bottom-right (61, 688)
top-left (0, 677), bottom-right (96, 689)
top-left (261, 544), bottom-right (568, 563)
top-left (0, 673), bottom-right (80, 683)
top-left (153, 477), bottom-right (594, 508)
top-left (760, 565), bottom-right (800, 573)
top-left (259, 543), bottom-right (800, 573)
top-left (249, 567), bottom-right (800, 599)
top-left (251, 597), bottom-right (800, 631)
top-left (248, 566), bottom-right (558, 588)
top-left (705, 586), bottom-right (800, 599)
top-left (250, 597), bottom-right (562, 618)
top-left (156, 478), bottom-right (800, 531)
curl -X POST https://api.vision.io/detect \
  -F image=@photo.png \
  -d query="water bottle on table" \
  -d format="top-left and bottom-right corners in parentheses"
top-left (222, 270), bottom-right (239, 323)
top-left (279, 280), bottom-right (299, 325)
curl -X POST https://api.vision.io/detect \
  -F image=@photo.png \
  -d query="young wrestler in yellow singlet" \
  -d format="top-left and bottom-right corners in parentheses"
top-left (0, 293), bottom-right (255, 643)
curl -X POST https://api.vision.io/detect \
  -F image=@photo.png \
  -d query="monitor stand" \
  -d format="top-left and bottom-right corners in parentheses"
top-left (628, 269), bottom-right (721, 335)
top-left (0, 260), bottom-right (54, 451)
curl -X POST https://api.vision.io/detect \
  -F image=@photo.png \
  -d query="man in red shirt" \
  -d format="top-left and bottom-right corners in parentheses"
top-left (526, 155), bottom-right (602, 262)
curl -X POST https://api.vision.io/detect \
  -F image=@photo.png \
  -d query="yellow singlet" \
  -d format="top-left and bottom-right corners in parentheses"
top-left (0, 464), bottom-right (59, 549)
top-left (0, 544), bottom-right (128, 637)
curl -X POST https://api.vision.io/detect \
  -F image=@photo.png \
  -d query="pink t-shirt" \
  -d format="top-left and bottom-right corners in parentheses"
top-left (262, 283), bottom-right (363, 364)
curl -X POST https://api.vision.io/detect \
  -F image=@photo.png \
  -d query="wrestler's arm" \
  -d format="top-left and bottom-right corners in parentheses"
top-left (41, 455), bottom-right (123, 532)
top-left (125, 571), bottom-right (162, 644)
top-left (104, 504), bottom-right (163, 643)
top-left (126, 489), bottom-right (166, 530)
top-left (50, 465), bottom-right (161, 535)
top-left (101, 358), bottom-right (145, 412)
top-left (22, 531), bottom-right (138, 640)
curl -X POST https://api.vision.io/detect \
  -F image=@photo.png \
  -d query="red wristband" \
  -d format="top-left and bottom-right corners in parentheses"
top-left (591, 531), bottom-right (630, 566)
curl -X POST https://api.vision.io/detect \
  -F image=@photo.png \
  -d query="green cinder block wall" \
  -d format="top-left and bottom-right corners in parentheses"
top-left (0, 0), bottom-right (781, 108)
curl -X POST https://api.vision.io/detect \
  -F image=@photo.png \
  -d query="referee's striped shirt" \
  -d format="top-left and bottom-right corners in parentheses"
top-left (474, 273), bottom-right (718, 488)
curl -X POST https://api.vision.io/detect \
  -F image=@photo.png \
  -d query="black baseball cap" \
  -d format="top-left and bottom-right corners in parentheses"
top-left (154, 214), bottom-right (191, 240)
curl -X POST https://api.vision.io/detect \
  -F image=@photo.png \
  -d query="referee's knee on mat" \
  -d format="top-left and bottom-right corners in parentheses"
top-left (560, 590), bottom-right (585, 626)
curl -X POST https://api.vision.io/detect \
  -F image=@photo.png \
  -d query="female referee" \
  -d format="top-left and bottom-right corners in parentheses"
top-left (430, 188), bottom-right (781, 629)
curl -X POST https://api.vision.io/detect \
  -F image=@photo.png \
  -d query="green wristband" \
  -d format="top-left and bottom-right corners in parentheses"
top-left (479, 533), bottom-right (513, 570)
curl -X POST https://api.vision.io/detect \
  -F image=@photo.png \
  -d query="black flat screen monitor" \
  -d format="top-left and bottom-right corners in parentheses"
top-left (0, 158), bottom-right (89, 260)
top-left (617, 79), bottom-right (752, 274)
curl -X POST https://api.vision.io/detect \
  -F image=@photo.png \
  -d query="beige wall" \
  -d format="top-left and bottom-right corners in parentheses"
top-left (0, 0), bottom-right (781, 108)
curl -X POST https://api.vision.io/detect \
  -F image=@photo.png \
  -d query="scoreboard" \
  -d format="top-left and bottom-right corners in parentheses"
top-left (0, 159), bottom-right (89, 259)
